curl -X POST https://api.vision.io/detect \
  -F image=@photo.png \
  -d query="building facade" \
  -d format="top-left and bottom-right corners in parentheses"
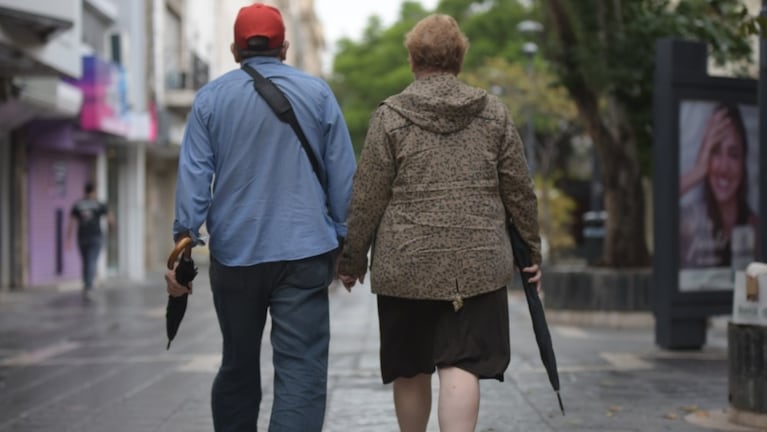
top-left (0, 0), bottom-right (156, 289)
top-left (0, 0), bottom-right (85, 289)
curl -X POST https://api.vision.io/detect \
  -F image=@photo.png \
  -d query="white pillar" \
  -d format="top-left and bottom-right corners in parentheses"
top-left (153, 0), bottom-right (166, 108)
top-left (0, 134), bottom-right (11, 289)
top-left (96, 151), bottom-right (109, 278)
top-left (118, 144), bottom-right (147, 281)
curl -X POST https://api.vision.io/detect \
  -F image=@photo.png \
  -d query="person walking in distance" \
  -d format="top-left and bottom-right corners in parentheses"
top-left (67, 181), bottom-right (114, 303)
top-left (164, 3), bottom-right (356, 431)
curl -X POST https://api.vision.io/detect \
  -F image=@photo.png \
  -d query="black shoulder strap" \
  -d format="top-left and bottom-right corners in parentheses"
top-left (241, 64), bottom-right (326, 188)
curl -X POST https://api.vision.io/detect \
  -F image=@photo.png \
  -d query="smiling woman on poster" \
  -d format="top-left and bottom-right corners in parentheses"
top-left (678, 102), bottom-right (760, 290)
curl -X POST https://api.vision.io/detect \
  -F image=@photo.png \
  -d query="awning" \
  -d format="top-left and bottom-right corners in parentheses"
top-left (0, 6), bottom-right (73, 42)
top-left (0, 1), bottom-right (81, 78)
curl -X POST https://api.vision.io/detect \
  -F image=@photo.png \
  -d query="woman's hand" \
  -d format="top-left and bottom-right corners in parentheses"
top-left (522, 264), bottom-right (542, 294)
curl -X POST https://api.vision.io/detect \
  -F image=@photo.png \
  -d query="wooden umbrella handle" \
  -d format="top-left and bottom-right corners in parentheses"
top-left (167, 236), bottom-right (194, 270)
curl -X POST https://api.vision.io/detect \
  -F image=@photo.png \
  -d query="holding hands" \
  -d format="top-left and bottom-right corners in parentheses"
top-left (337, 273), bottom-right (364, 292)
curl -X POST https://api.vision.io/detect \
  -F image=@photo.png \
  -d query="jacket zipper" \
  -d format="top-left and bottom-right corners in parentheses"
top-left (452, 280), bottom-right (464, 312)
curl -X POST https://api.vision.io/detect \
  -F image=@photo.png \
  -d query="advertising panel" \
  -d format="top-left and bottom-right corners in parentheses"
top-left (678, 101), bottom-right (760, 292)
top-left (75, 55), bottom-right (130, 136)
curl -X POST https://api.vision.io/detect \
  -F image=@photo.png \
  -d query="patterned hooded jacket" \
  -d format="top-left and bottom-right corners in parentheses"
top-left (338, 73), bottom-right (541, 302)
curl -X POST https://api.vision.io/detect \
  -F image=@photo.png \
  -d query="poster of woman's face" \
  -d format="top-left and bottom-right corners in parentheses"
top-left (678, 100), bottom-right (760, 292)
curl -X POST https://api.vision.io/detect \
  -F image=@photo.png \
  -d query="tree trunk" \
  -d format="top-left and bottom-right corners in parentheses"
top-left (600, 126), bottom-right (649, 267)
top-left (543, 0), bottom-right (650, 267)
top-left (601, 100), bottom-right (649, 267)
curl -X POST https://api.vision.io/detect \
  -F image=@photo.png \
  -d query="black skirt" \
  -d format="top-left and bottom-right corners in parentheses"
top-left (377, 287), bottom-right (510, 384)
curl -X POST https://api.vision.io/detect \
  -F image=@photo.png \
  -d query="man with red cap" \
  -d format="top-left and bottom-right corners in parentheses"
top-left (165, 3), bottom-right (356, 431)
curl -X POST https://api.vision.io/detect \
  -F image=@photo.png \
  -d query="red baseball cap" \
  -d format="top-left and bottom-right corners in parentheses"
top-left (233, 3), bottom-right (285, 50)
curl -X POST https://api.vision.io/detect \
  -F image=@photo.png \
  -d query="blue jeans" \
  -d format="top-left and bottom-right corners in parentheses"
top-left (209, 252), bottom-right (334, 432)
top-left (77, 239), bottom-right (102, 290)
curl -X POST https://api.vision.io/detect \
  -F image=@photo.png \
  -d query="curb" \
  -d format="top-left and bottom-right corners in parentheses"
top-left (685, 408), bottom-right (764, 431)
top-left (545, 309), bottom-right (654, 329)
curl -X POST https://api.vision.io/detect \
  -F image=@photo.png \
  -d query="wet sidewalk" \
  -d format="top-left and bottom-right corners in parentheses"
top-left (0, 268), bottom-right (753, 431)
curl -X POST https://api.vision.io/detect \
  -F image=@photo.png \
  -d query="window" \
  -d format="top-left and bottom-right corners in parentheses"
top-left (81, 3), bottom-right (113, 56)
top-left (164, 6), bottom-right (183, 89)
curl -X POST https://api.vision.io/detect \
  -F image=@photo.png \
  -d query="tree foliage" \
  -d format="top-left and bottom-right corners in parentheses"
top-left (463, 58), bottom-right (577, 134)
top-left (330, 3), bottom-right (430, 153)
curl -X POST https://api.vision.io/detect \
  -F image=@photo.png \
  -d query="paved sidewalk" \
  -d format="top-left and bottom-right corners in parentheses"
top-left (0, 268), bottom-right (754, 431)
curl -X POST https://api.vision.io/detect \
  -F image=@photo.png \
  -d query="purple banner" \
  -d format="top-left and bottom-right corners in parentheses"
top-left (73, 55), bottom-right (130, 136)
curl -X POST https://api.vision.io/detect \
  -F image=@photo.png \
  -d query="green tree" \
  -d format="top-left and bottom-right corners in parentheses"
top-left (539, 0), bottom-right (754, 267)
top-left (330, 3), bottom-right (430, 153)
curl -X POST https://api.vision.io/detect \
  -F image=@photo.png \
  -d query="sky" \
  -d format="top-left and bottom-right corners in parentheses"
top-left (314, 0), bottom-right (439, 72)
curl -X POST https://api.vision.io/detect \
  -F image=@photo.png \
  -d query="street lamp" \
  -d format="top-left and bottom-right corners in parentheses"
top-left (517, 19), bottom-right (543, 34)
top-left (517, 20), bottom-right (542, 176)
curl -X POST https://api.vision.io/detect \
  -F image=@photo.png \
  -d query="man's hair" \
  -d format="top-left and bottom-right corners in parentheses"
top-left (84, 182), bottom-right (95, 194)
top-left (239, 36), bottom-right (282, 59)
top-left (405, 14), bottom-right (469, 75)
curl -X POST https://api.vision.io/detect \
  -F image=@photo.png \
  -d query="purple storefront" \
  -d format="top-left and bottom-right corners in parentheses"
top-left (25, 124), bottom-right (105, 286)
top-left (25, 55), bottom-right (128, 287)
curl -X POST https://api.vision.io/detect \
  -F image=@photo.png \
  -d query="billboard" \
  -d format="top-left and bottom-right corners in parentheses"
top-left (678, 101), bottom-right (760, 292)
top-left (74, 55), bottom-right (129, 136)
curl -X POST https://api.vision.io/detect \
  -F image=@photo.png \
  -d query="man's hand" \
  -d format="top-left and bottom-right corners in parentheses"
top-left (165, 266), bottom-right (192, 297)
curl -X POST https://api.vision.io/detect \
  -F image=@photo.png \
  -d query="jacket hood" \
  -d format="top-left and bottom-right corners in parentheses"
top-left (384, 74), bottom-right (488, 135)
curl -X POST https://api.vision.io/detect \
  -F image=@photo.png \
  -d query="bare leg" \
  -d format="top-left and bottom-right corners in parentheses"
top-left (437, 367), bottom-right (479, 432)
top-left (393, 374), bottom-right (432, 432)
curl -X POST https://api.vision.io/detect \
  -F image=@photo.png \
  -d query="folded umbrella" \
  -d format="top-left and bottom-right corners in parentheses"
top-left (508, 222), bottom-right (565, 415)
top-left (165, 236), bottom-right (197, 350)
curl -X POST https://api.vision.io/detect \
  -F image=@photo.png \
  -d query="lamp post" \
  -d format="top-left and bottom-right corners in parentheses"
top-left (522, 41), bottom-right (538, 175)
top-left (517, 20), bottom-right (543, 176)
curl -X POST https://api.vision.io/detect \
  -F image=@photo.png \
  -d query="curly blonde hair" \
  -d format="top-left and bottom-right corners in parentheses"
top-left (405, 14), bottom-right (469, 75)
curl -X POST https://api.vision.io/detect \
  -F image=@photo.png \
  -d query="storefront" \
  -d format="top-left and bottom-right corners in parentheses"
top-left (0, 75), bottom-right (83, 289)
top-left (24, 122), bottom-right (104, 286)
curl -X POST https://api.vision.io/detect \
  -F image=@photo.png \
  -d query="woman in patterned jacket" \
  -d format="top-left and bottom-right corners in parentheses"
top-left (337, 14), bottom-right (542, 432)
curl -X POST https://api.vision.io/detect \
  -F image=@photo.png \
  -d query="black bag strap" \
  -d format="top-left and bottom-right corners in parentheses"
top-left (241, 64), bottom-right (326, 188)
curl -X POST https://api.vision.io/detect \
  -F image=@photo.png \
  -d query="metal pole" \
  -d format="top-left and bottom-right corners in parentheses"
top-left (760, 0), bottom-right (767, 261)
top-left (591, 151), bottom-right (602, 212)
top-left (525, 52), bottom-right (536, 176)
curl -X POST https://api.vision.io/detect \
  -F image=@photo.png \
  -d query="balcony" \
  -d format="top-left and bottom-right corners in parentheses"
top-left (164, 53), bottom-right (209, 114)
top-left (0, 6), bottom-right (73, 42)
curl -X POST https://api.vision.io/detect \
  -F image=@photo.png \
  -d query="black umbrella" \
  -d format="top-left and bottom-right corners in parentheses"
top-left (165, 237), bottom-right (197, 350)
top-left (509, 222), bottom-right (565, 415)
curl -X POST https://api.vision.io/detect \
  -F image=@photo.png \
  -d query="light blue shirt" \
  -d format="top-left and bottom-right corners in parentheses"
top-left (173, 57), bottom-right (357, 266)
